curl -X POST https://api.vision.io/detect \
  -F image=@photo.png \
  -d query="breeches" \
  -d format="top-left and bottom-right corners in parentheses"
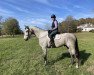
top-left (49, 30), bottom-right (58, 39)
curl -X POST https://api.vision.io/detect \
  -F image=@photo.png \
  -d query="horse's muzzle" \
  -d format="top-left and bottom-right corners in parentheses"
top-left (24, 38), bottom-right (28, 41)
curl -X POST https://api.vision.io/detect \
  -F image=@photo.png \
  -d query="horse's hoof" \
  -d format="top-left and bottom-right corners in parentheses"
top-left (44, 61), bottom-right (47, 66)
top-left (47, 46), bottom-right (51, 48)
top-left (47, 45), bottom-right (51, 48)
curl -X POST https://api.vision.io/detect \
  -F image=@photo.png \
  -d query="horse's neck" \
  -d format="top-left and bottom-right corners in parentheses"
top-left (33, 27), bottom-right (47, 38)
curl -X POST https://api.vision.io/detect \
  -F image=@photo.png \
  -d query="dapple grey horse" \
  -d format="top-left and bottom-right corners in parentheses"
top-left (24, 26), bottom-right (80, 68)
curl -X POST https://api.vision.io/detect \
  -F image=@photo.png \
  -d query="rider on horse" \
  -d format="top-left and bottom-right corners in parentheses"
top-left (49, 14), bottom-right (58, 48)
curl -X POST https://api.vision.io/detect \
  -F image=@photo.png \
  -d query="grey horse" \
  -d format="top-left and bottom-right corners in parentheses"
top-left (24, 26), bottom-right (80, 68)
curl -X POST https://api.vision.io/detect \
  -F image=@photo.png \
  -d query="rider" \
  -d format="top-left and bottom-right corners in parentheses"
top-left (49, 14), bottom-right (58, 47)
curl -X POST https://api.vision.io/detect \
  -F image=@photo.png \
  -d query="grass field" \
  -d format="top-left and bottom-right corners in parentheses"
top-left (0, 32), bottom-right (94, 75)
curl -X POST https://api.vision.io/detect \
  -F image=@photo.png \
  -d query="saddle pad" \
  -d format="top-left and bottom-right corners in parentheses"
top-left (55, 35), bottom-right (61, 40)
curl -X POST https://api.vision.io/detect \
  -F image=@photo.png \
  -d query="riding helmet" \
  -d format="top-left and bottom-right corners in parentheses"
top-left (51, 14), bottom-right (56, 18)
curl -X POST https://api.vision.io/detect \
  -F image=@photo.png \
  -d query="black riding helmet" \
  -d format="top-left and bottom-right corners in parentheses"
top-left (51, 14), bottom-right (56, 18)
top-left (25, 26), bottom-right (29, 30)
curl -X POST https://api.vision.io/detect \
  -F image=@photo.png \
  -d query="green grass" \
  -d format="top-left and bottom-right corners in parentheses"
top-left (0, 32), bottom-right (94, 75)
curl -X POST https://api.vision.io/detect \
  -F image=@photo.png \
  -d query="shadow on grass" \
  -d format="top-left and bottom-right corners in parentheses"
top-left (48, 50), bottom-right (91, 66)
top-left (47, 52), bottom-right (70, 65)
top-left (80, 50), bottom-right (91, 65)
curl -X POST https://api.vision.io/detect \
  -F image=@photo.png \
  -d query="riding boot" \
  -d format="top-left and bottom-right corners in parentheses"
top-left (50, 38), bottom-right (56, 48)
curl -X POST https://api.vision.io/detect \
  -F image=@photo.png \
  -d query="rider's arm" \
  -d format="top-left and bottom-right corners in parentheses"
top-left (52, 21), bottom-right (58, 30)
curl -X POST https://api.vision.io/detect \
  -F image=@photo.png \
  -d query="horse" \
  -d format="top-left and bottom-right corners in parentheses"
top-left (24, 26), bottom-right (80, 68)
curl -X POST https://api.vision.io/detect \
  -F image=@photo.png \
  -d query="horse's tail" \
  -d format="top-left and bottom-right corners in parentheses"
top-left (75, 38), bottom-right (80, 59)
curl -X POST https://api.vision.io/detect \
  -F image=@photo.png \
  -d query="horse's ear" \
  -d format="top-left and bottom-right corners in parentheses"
top-left (25, 26), bottom-right (29, 30)
top-left (24, 25), bottom-right (27, 29)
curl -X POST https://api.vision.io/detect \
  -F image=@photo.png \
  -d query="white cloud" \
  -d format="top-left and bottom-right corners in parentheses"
top-left (30, 18), bottom-right (50, 25)
top-left (11, 6), bottom-right (31, 14)
top-left (0, 8), bottom-right (13, 14)
top-left (75, 12), bottom-right (94, 19)
top-left (0, 8), bottom-right (15, 17)
top-left (19, 17), bottom-right (65, 30)
top-left (58, 18), bottom-right (64, 22)
top-left (34, 0), bottom-right (73, 13)
top-left (19, 18), bottom-right (52, 30)
top-left (73, 5), bottom-right (86, 10)
top-left (74, 5), bottom-right (81, 9)
top-left (64, 7), bottom-right (73, 12)
top-left (3, 2), bottom-right (32, 14)
top-left (4, 0), bottom-right (16, 3)
top-left (34, 0), bottom-right (51, 6)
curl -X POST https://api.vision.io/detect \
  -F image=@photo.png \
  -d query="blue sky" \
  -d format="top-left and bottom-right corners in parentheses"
top-left (0, 0), bottom-right (94, 30)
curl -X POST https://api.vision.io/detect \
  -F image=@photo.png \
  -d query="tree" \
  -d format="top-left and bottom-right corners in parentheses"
top-left (61, 16), bottom-right (77, 33)
top-left (0, 16), bottom-right (3, 36)
top-left (86, 18), bottom-right (92, 23)
top-left (61, 21), bottom-right (68, 33)
top-left (92, 18), bottom-right (94, 24)
top-left (3, 17), bottom-right (21, 37)
top-left (79, 18), bottom-right (86, 25)
top-left (58, 23), bottom-right (61, 32)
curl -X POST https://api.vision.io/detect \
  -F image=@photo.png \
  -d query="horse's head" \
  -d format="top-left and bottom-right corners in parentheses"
top-left (24, 26), bottom-right (35, 41)
top-left (24, 26), bottom-right (30, 41)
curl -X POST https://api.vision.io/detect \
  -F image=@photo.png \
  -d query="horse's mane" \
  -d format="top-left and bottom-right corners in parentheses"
top-left (32, 26), bottom-right (47, 31)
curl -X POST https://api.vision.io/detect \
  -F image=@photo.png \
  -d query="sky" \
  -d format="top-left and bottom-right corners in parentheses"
top-left (0, 0), bottom-right (94, 30)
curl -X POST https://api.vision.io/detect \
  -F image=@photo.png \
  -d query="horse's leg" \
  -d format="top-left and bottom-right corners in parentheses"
top-left (69, 49), bottom-right (79, 68)
top-left (64, 45), bottom-right (74, 65)
top-left (70, 55), bottom-right (74, 65)
top-left (69, 53), bottom-right (74, 68)
top-left (67, 48), bottom-right (74, 67)
top-left (75, 38), bottom-right (80, 68)
top-left (42, 47), bottom-right (47, 65)
top-left (74, 53), bottom-right (79, 68)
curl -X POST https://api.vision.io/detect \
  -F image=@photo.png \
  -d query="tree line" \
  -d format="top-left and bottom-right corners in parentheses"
top-left (58, 16), bottom-right (94, 33)
top-left (0, 16), bottom-right (22, 37)
top-left (0, 15), bottom-right (94, 37)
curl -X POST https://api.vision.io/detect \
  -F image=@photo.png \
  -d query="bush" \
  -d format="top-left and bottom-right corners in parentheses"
top-left (76, 28), bottom-right (82, 32)
top-left (89, 29), bottom-right (94, 33)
